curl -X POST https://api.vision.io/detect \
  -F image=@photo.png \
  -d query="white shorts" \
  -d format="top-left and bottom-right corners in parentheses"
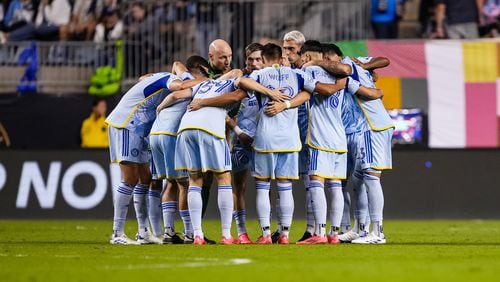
top-left (252, 151), bottom-right (299, 180)
top-left (175, 129), bottom-right (232, 173)
top-left (357, 128), bottom-right (393, 171)
top-left (150, 134), bottom-right (188, 180)
top-left (108, 126), bottom-right (150, 164)
top-left (308, 148), bottom-right (347, 180)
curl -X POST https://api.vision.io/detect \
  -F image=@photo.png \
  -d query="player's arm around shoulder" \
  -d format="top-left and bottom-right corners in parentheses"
top-left (304, 60), bottom-right (352, 77)
top-left (156, 88), bottom-right (193, 113)
top-left (187, 88), bottom-right (247, 111)
top-left (313, 77), bottom-right (347, 95)
top-left (264, 90), bottom-right (311, 117)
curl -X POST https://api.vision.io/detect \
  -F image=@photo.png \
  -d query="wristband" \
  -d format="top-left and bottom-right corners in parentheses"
top-left (234, 126), bottom-right (244, 136)
top-left (285, 100), bottom-right (291, 109)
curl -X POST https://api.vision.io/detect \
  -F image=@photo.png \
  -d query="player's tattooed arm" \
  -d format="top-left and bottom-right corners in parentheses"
top-left (351, 57), bottom-right (390, 70)
top-left (187, 89), bottom-right (247, 111)
top-left (313, 77), bottom-right (347, 95)
top-left (303, 60), bottom-right (352, 77)
top-left (264, 91), bottom-right (311, 117)
top-left (156, 88), bottom-right (192, 113)
top-left (355, 86), bottom-right (384, 100)
top-left (236, 77), bottom-right (290, 102)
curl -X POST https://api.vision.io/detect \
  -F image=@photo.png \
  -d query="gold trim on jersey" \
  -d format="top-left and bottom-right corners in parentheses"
top-left (149, 131), bottom-right (178, 137)
top-left (309, 172), bottom-right (347, 180)
top-left (355, 97), bottom-right (395, 132)
top-left (253, 175), bottom-right (300, 180)
top-left (177, 127), bottom-right (225, 139)
top-left (371, 166), bottom-right (392, 171)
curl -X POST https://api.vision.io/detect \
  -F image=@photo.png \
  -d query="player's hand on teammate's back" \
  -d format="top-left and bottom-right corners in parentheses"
top-left (264, 101), bottom-right (286, 117)
top-left (267, 88), bottom-right (290, 103)
top-left (187, 99), bottom-right (204, 111)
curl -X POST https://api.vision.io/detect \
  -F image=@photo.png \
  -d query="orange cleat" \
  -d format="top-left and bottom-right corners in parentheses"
top-left (236, 233), bottom-right (253, 244)
top-left (256, 235), bottom-right (272, 244)
top-left (277, 235), bottom-right (289, 244)
top-left (220, 236), bottom-right (235, 245)
top-left (193, 235), bottom-right (207, 245)
top-left (296, 235), bottom-right (328, 245)
top-left (328, 234), bottom-right (340, 244)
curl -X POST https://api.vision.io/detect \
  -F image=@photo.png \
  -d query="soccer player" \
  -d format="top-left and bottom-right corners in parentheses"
top-left (106, 71), bottom-right (204, 245)
top-left (227, 42), bottom-right (264, 244)
top-left (160, 74), bottom-right (287, 245)
top-left (149, 55), bottom-right (211, 244)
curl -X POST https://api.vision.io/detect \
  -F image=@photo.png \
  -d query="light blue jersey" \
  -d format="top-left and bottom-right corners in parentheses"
top-left (236, 93), bottom-right (259, 138)
top-left (150, 72), bottom-right (194, 136)
top-left (178, 79), bottom-right (241, 139)
top-left (106, 72), bottom-right (180, 137)
top-left (343, 57), bottom-right (394, 131)
top-left (304, 66), bottom-right (346, 152)
top-left (250, 65), bottom-right (317, 152)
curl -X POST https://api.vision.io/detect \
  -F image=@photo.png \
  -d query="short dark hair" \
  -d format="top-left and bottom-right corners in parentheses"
top-left (245, 43), bottom-right (263, 57)
top-left (186, 55), bottom-right (210, 77)
top-left (261, 43), bottom-right (282, 62)
top-left (300, 40), bottom-right (323, 55)
top-left (321, 43), bottom-right (343, 57)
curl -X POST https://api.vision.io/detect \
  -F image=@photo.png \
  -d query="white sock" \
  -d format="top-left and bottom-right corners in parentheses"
top-left (277, 181), bottom-right (294, 237)
top-left (218, 185), bottom-right (234, 239)
top-left (309, 180), bottom-right (326, 236)
top-left (133, 184), bottom-right (149, 237)
top-left (364, 172), bottom-right (384, 236)
top-left (352, 171), bottom-right (369, 231)
top-left (256, 181), bottom-right (271, 236)
top-left (326, 180), bottom-right (344, 234)
top-left (113, 182), bottom-right (133, 236)
top-left (341, 180), bottom-right (351, 232)
top-left (303, 176), bottom-right (314, 234)
top-left (233, 209), bottom-right (247, 236)
top-left (179, 209), bottom-right (193, 237)
top-left (148, 190), bottom-right (163, 237)
top-left (188, 186), bottom-right (203, 238)
top-left (162, 201), bottom-right (177, 236)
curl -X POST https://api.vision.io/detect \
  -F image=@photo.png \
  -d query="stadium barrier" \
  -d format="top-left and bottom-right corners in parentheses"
top-left (1, 149), bottom-right (500, 219)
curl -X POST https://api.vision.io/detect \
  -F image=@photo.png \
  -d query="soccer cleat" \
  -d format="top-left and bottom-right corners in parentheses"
top-left (277, 235), bottom-right (289, 244)
top-left (110, 233), bottom-right (140, 245)
top-left (297, 231), bottom-right (313, 242)
top-left (163, 233), bottom-right (184, 244)
top-left (338, 230), bottom-right (360, 243)
top-left (271, 230), bottom-right (280, 244)
top-left (327, 233), bottom-right (340, 244)
top-left (193, 235), bottom-right (207, 245)
top-left (136, 232), bottom-right (163, 245)
top-left (183, 234), bottom-right (194, 244)
top-left (296, 235), bottom-right (328, 245)
top-left (204, 236), bottom-right (217, 245)
top-left (351, 232), bottom-right (386, 244)
top-left (256, 235), bottom-right (272, 244)
top-left (236, 233), bottom-right (253, 244)
top-left (220, 236), bottom-right (235, 245)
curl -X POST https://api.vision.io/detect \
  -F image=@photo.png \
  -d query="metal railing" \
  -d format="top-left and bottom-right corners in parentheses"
top-left (0, 0), bottom-right (370, 94)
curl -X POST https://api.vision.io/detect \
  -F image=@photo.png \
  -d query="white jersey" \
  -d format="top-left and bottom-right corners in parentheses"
top-left (250, 65), bottom-right (317, 152)
top-left (106, 72), bottom-right (180, 137)
top-left (343, 57), bottom-right (394, 131)
top-left (236, 93), bottom-right (259, 138)
top-left (150, 72), bottom-right (194, 136)
top-left (304, 66), bottom-right (346, 152)
top-left (178, 78), bottom-right (241, 139)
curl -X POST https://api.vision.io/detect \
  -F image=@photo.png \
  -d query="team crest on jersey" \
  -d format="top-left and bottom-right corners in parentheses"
top-left (131, 149), bottom-right (139, 157)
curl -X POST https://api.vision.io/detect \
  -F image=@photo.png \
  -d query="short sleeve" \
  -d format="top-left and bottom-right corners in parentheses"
top-left (165, 74), bottom-right (181, 88)
top-left (180, 71), bottom-right (195, 81)
top-left (296, 69), bottom-right (318, 93)
top-left (347, 77), bottom-right (361, 94)
top-left (356, 57), bottom-right (373, 64)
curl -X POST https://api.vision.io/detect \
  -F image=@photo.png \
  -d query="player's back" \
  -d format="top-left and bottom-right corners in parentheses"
top-left (178, 79), bottom-right (237, 139)
top-left (304, 66), bottom-right (346, 152)
top-left (251, 65), bottom-right (316, 152)
top-left (342, 57), bottom-right (393, 132)
top-left (106, 72), bottom-right (178, 136)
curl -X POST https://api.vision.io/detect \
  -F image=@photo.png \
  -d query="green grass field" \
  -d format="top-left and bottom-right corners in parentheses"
top-left (1, 219), bottom-right (500, 282)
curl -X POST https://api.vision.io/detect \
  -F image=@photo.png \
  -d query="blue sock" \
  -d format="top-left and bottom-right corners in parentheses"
top-left (233, 209), bottom-right (247, 236)
top-left (179, 209), bottom-right (193, 237)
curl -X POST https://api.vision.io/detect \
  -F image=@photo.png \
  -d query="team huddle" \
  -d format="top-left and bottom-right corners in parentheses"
top-left (106, 30), bottom-right (393, 245)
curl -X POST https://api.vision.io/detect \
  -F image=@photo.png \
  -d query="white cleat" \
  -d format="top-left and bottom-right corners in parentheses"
top-left (110, 233), bottom-right (140, 245)
top-left (338, 230), bottom-right (360, 243)
top-left (136, 232), bottom-right (163, 245)
top-left (351, 232), bottom-right (386, 244)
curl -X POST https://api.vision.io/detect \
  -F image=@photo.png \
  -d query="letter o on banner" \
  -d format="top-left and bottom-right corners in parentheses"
top-left (61, 161), bottom-right (107, 210)
top-left (0, 162), bottom-right (6, 191)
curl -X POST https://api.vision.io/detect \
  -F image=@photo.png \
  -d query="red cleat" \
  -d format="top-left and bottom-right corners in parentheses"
top-left (256, 235), bottom-right (272, 244)
top-left (296, 235), bottom-right (328, 245)
top-left (277, 235), bottom-right (289, 244)
top-left (328, 234), bottom-right (340, 244)
top-left (236, 233), bottom-right (253, 244)
top-left (220, 236), bottom-right (235, 245)
top-left (193, 235), bottom-right (207, 245)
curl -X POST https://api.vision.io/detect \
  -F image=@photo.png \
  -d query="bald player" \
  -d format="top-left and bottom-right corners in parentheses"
top-left (208, 39), bottom-right (233, 78)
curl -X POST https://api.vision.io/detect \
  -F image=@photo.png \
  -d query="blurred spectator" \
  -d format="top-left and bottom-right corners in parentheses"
top-left (81, 99), bottom-right (109, 148)
top-left (196, 2), bottom-right (218, 57)
top-left (94, 7), bottom-right (122, 43)
top-left (370, 0), bottom-right (406, 39)
top-left (435, 0), bottom-right (480, 39)
top-left (418, 0), bottom-right (437, 38)
top-left (8, 0), bottom-right (70, 41)
top-left (0, 0), bottom-right (35, 43)
top-left (68, 0), bottom-right (103, 41)
top-left (479, 0), bottom-right (500, 37)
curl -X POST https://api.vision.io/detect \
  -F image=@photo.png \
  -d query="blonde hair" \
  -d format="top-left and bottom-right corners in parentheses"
top-left (283, 30), bottom-right (305, 45)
